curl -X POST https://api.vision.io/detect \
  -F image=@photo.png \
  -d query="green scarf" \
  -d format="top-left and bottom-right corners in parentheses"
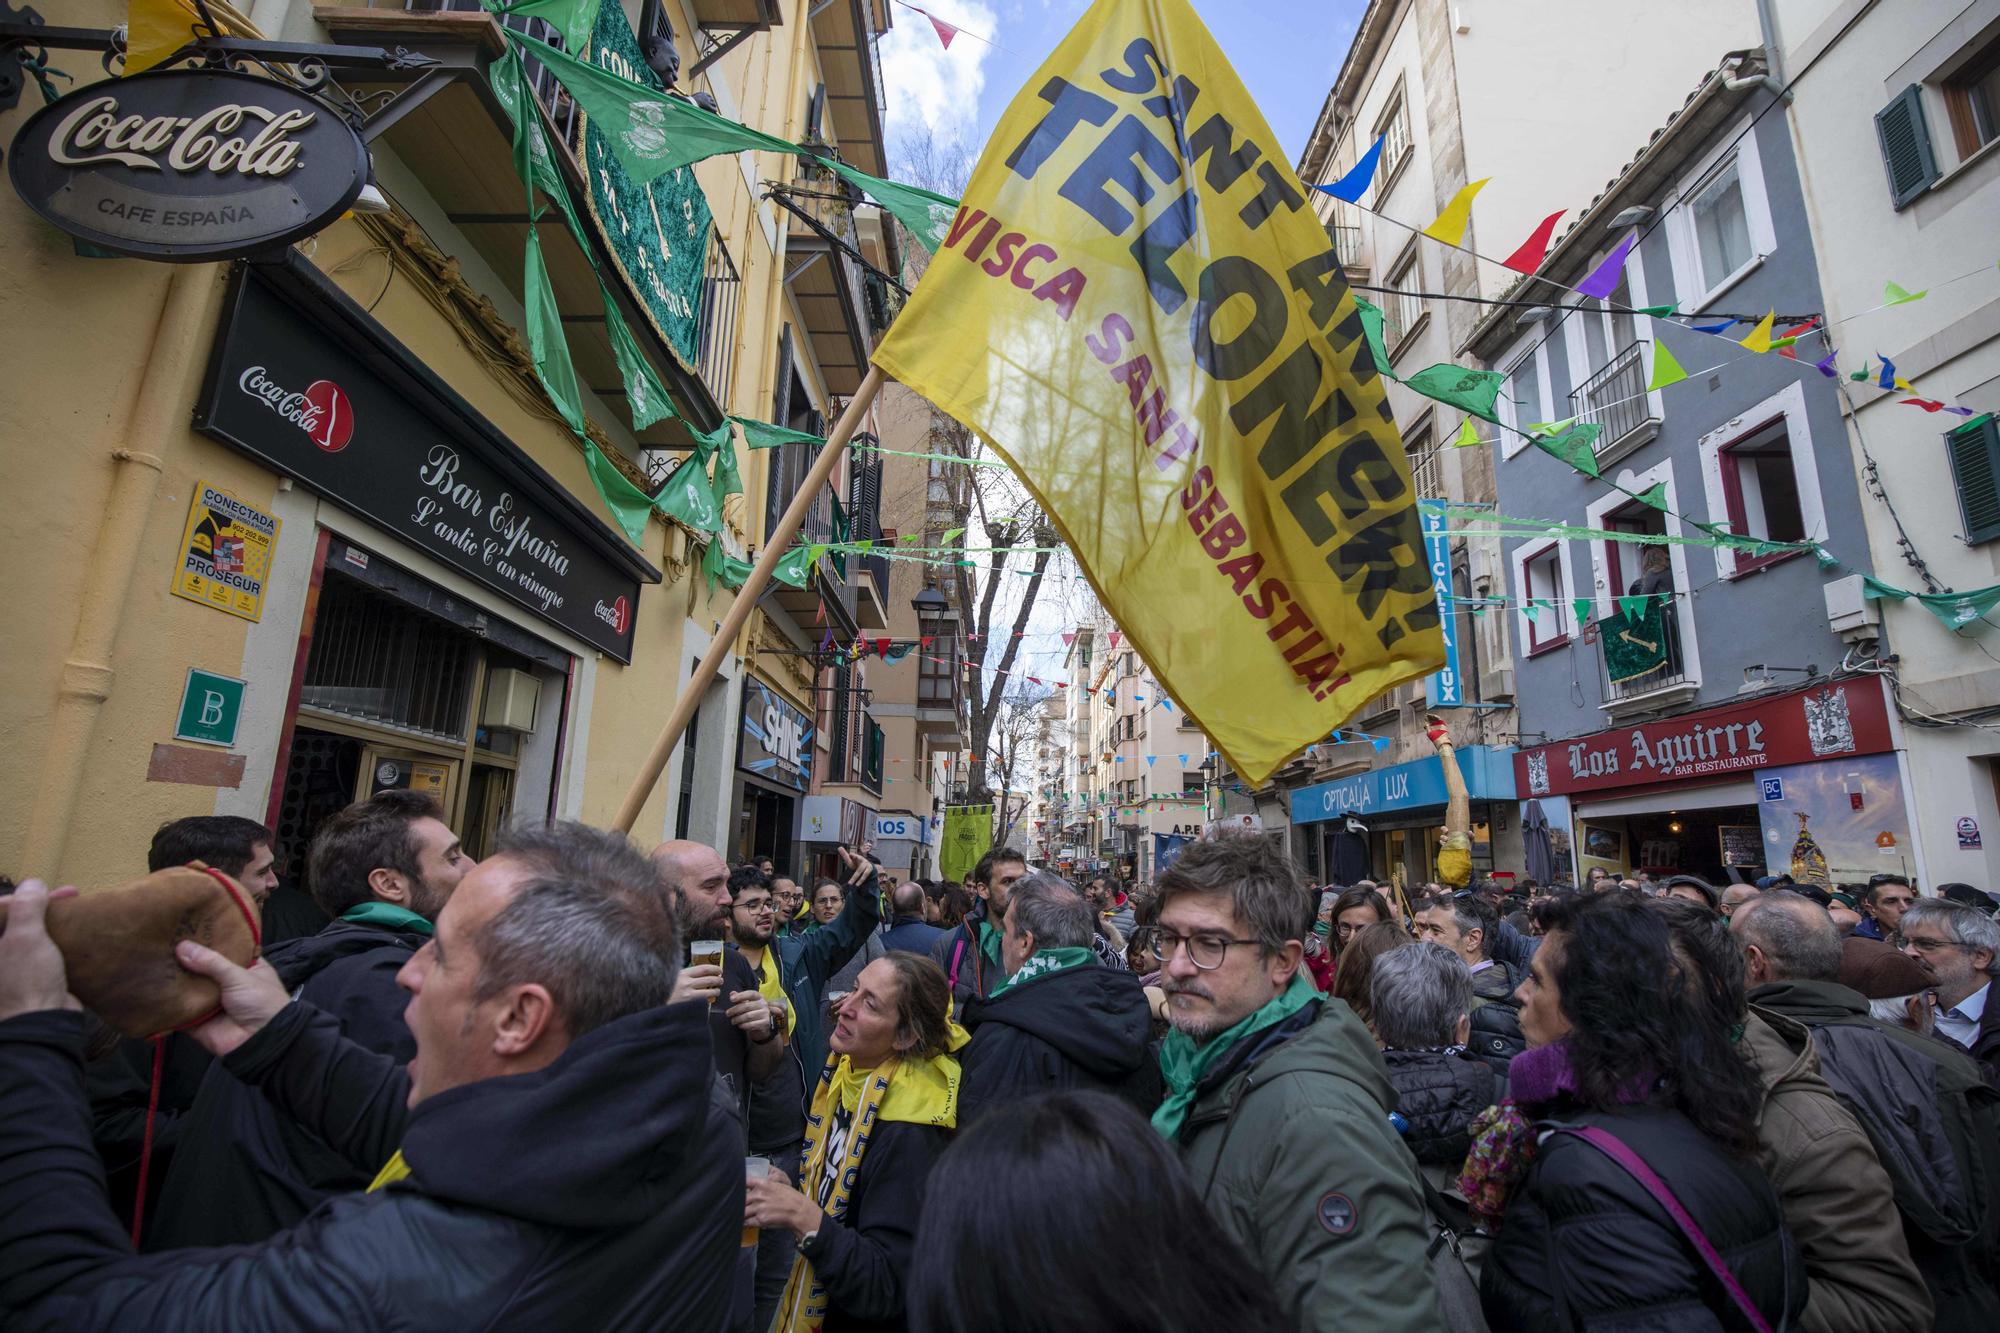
top-left (990, 947), bottom-right (1095, 998)
top-left (977, 917), bottom-right (1004, 968)
top-left (1152, 971), bottom-right (1323, 1141)
top-left (339, 901), bottom-right (435, 936)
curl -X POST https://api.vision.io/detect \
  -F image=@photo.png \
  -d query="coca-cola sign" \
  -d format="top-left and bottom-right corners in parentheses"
top-left (237, 367), bottom-right (355, 452)
top-left (8, 69), bottom-right (366, 262)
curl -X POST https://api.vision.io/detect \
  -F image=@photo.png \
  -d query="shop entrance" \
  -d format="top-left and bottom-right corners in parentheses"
top-left (1575, 802), bottom-right (1766, 883)
top-left (737, 785), bottom-right (797, 873)
top-left (272, 562), bottom-right (551, 889)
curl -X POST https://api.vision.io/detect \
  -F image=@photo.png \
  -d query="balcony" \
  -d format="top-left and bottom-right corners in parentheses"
top-left (916, 639), bottom-right (966, 745)
top-left (1597, 593), bottom-right (1699, 719)
top-left (776, 173), bottom-right (883, 397)
top-left (769, 479), bottom-right (857, 634)
top-left (1571, 341), bottom-right (1661, 465)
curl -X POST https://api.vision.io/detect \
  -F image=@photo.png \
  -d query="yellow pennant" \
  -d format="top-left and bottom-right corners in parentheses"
top-left (1422, 178), bottom-right (1491, 246)
top-left (1739, 310), bottom-right (1777, 354)
top-left (125, 0), bottom-right (222, 73)
top-left (870, 0), bottom-right (1441, 784)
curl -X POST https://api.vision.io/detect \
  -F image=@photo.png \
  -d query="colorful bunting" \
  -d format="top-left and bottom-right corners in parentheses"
top-left (1502, 209), bottom-right (1567, 274)
top-left (1863, 575), bottom-right (2000, 631)
top-left (1884, 280), bottom-right (1926, 306)
top-left (1739, 310), bottom-right (1777, 354)
top-left (1646, 340), bottom-right (1687, 391)
top-left (1403, 364), bottom-right (1506, 424)
top-left (1422, 178), bottom-right (1490, 246)
top-left (1571, 597), bottom-right (1594, 630)
top-left (1690, 319), bottom-right (1735, 335)
top-left (1814, 350), bottom-right (1839, 379)
top-left (1574, 232), bottom-right (1638, 300)
top-left (1316, 135), bottom-right (1385, 204)
top-left (1531, 422), bottom-right (1604, 478)
top-left (1902, 398), bottom-right (1976, 415)
top-left (733, 416), bottom-right (826, 450)
top-left (1451, 417), bottom-right (1482, 448)
top-left (581, 440), bottom-right (653, 545)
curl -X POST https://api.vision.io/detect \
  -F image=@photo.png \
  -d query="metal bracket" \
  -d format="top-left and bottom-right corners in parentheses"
top-left (358, 65), bottom-right (454, 142)
top-left (689, 24), bottom-right (758, 80)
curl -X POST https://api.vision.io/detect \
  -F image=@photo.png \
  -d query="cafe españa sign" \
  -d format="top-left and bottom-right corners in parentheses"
top-left (8, 68), bottom-right (367, 262)
top-left (1513, 679), bottom-right (1895, 798)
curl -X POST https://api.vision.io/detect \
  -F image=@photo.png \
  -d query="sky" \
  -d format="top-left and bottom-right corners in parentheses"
top-left (877, 0), bottom-right (1367, 173)
top-left (870, 0), bottom-right (1370, 745)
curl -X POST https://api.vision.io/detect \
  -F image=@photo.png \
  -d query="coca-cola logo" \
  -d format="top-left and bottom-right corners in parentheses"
top-left (49, 96), bottom-right (312, 177)
top-left (595, 595), bottom-right (630, 634)
top-left (239, 366), bottom-right (354, 453)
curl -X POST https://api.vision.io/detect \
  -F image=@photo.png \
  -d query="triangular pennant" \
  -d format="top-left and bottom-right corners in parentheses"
top-left (1062, 631), bottom-right (1076, 645)
top-left (1530, 422), bottom-right (1604, 477)
top-left (732, 416), bottom-right (826, 450)
top-left (1646, 340), bottom-right (1688, 391)
top-left (1108, 631), bottom-right (1122, 648)
top-left (581, 441), bottom-right (653, 546)
top-left (1451, 417), bottom-right (1481, 448)
top-left (1636, 304), bottom-right (1678, 318)
top-left (1617, 593), bottom-right (1651, 620)
top-left (1422, 178), bottom-right (1490, 246)
top-left (599, 282), bottom-right (678, 431)
top-left (918, 6), bottom-right (958, 48)
top-left (1814, 349), bottom-right (1839, 379)
top-left (942, 526), bottom-right (965, 543)
top-left (1521, 599), bottom-right (1542, 623)
top-left (1402, 363), bottom-right (1506, 424)
top-left (1571, 597), bottom-right (1594, 630)
top-left (1575, 232), bottom-right (1638, 300)
top-left (1316, 134), bottom-right (1385, 204)
top-left (1690, 319), bottom-right (1735, 335)
top-left (1877, 355), bottom-right (1898, 390)
top-left (1630, 482), bottom-right (1669, 511)
top-left (1501, 209), bottom-right (1567, 274)
top-left (1739, 310), bottom-right (1777, 354)
top-left (1884, 280), bottom-right (1926, 306)
top-left (1178, 754), bottom-right (1188, 765)
top-left (814, 157), bottom-right (961, 254)
top-left (1146, 756), bottom-right (1157, 767)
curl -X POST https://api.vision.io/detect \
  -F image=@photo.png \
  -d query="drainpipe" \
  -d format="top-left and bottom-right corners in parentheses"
top-left (19, 263), bottom-right (224, 880)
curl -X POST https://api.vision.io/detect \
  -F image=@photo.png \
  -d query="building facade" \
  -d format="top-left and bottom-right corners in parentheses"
top-left (2, 0), bottom-right (902, 889)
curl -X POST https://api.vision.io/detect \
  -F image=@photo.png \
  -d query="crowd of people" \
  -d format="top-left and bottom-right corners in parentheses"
top-left (1, 799), bottom-right (1997, 1331)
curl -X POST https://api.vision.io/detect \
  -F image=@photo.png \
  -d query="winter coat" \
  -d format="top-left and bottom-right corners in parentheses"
top-left (878, 914), bottom-right (947, 956)
top-left (957, 961), bottom-right (1159, 1124)
top-left (1738, 1009), bottom-right (1931, 1333)
top-left (1468, 959), bottom-right (1527, 1077)
top-left (798, 1119), bottom-right (949, 1333)
top-left (930, 901), bottom-right (1006, 1007)
top-left (147, 916), bottom-right (427, 1249)
top-left (0, 999), bottom-right (741, 1331)
top-left (85, 1033), bottom-right (211, 1235)
top-left (1751, 979), bottom-right (2000, 1330)
top-left (1481, 1103), bottom-right (1806, 1332)
top-left (1381, 1047), bottom-right (1495, 1170)
top-left (1174, 999), bottom-right (1441, 1331)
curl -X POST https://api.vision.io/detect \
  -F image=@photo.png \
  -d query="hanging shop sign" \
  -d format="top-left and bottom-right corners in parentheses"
top-left (801, 795), bottom-right (871, 846)
top-left (1291, 747), bottom-right (1518, 824)
top-left (195, 262), bottom-right (654, 661)
top-left (7, 69), bottom-right (368, 263)
top-left (1513, 679), bottom-right (1895, 799)
top-left (738, 676), bottom-right (814, 792)
top-left (579, 0), bottom-right (713, 368)
top-left (170, 479), bottom-right (280, 621)
top-left (1419, 500), bottom-right (1463, 707)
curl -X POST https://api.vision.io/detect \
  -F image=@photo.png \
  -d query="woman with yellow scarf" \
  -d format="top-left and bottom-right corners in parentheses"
top-left (745, 952), bottom-right (964, 1333)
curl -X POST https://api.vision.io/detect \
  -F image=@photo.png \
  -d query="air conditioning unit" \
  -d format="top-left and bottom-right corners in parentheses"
top-left (482, 668), bottom-right (541, 733)
top-left (1824, 575), bottom-right (1882, 644)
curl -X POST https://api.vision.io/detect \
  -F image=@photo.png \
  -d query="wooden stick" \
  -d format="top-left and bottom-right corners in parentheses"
top-left (612, 365), bottom-right (888, 834)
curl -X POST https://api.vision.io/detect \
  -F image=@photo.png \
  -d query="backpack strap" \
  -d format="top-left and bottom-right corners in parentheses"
top-left (1552, 1125), bottom-right (1774, 1333)
top-left (948, 934), bottom-right (968, 991)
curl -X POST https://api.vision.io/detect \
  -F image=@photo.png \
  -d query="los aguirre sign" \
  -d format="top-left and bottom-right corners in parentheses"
top-left (1513, 679), bottom-right (1895, 799)
top-left (195, 263), bottom-right (652, 660)
top-left (8, 68), bottom-right (367, 262)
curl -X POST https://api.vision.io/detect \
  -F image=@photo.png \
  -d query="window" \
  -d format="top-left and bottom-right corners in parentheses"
top-left (1945, 36), bottom-right (2000, 159)
top-left (1689, 162), bottom-right (1752, 293)
top-left (1384, 244), bottom-right (1423, 354)
top-left (1496, 335), bottom-right (1549, 459)
top-left (1182, 770), bottom-right (1207, 794)
top-left (1514, 541), bottom-right (1571, 655)
top-left (674, 691), bottom-right (702, 840)
top-left (1404, 417), bottom-right (1440, 500)
top-left (1719, 425), bottom-right (1806, 548)
top-left (1374, 84), bottom-right (1413, 186)
top-left (1697, 382), bottom-right (1825, 578)
top-left (1945, 413), bottom-right (2000, 545)
top-left (1665, 118), bottom-right (1774, 306)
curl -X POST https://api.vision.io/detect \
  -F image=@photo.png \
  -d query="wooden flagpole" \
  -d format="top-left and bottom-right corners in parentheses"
top-left (612, 365), bottom-right (888, 834)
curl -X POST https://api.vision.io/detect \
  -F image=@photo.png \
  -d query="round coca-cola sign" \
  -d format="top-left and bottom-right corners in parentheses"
top-left (8, 68), bottom-right (368, 262)
top-left (302, 381), bottom-right (354, 452)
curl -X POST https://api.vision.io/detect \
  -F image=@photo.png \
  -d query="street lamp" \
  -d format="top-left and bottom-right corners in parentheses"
top-left (911, 586), bottom-right (952, 617)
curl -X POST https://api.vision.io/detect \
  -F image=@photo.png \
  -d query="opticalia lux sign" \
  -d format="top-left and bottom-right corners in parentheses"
top-left (1290, 747), bottom-right (1517, 824)
top-left (8, 69), bottom-right (367, 262)
top-left (1513, 678), bottom-right (1895, 798)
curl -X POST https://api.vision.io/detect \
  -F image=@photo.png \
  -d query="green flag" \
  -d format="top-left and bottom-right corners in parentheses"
top-left (1636, 304), bottom-right (1677, 318)
top-left (488, 0), bottom-right (602, 55)
top-left (655, 453), bottom-right (719, 532)
top-left (1521, 600), bottom-right (1542, 623)
top-left (1451, 417), bottom-right (1481, 448)
top-left (1617, 593), bottom-right (1652, 621)
top-left (600, 281), bottom-right (677, 431)
top-left (1531, 422), bottom-right (1604, 477)
top-left (1863, 575), bottom-right (2000, 630)
top-left (1604, 597), bottom-right (1671, 685)
top-left (1402, 363), bottom-right (1505, 424)
top-left (1354, 298), bottom-right (1395, 378)
top-left (1647, 340), bottom-right (1688, 391)
top-left (582, 440), bottom-right (652, 545)
top-left (773, 543), bottom-right (813, 589)
top-left (693, 418), bottom-right (741, 501)
top-left (523, 227), bottom-right (587, 438)
top-left (732, 416), bottom-right (826, 450)
top-left (815, 157), bottom-right (959, 253)
top-left (1630, 482), bottom-right (1669, 511)
top-left (1571, 597), bottom-right (1594, 630)
top-left (509, 29), bottom-right (797, 185)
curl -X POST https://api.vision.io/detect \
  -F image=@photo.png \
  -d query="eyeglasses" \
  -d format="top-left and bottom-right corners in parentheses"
top-left (1154, 929), bottom-right (1261, 971)
top-left (1895, 934), bottom-right (1968, 954)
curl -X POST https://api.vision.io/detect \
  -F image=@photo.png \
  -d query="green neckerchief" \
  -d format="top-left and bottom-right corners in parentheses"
top-left (977, 917), bottom-right (1004, 969)
top-left (340, 901), bottom-right (435, 937)
top-left (990, 947), bottom-right (1095, 998)
top-left (1152, 971), bottom-right (1323, 1141)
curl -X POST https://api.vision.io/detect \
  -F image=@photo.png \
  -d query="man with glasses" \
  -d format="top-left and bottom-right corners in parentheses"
top-left (1151, 834), bottom-right (1437, 1332)
top-left (1898, 897), bottom-right (2000, 1068)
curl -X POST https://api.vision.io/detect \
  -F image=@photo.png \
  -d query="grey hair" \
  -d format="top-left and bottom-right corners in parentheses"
top-left (1007, 870), bottom-right (1093, 949)
top-left (1901, 899), bottom-right (2000, 976)
top-left (1733, 891), bottom-right (1843, 982)
top-left (1867, 995), bottom-right (1927, 1026)
top-left (1418, 891), bottom-right (1495, 961)
top-left (1155, 833), bottom-right (1311, 954)
top-left (472, 821), bottom-right (680, 1038)
top-left (1369, 941), bottom-right (1474, 1050)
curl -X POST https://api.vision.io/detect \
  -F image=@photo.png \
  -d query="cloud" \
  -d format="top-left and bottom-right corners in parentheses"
top-left (878, 0), bottom-right (1000, 149)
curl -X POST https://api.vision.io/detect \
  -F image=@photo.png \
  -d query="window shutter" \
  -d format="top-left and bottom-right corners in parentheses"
top-left (1875, 85), bottom-right (1940, 209)
top-left (1946, 416), bottom-right (2000, 545)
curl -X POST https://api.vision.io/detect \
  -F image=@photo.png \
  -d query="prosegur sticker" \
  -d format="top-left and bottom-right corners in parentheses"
top-left (171, 481), bottom-right (279, 623)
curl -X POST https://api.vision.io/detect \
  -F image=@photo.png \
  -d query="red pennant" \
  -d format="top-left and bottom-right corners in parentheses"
top-left (1107, 631), bottom-right (1122, 649)
top-left (1028, 676), bottom-right (1041, 685)
top-left (1055, 681), bottom-right (1068, 688)
top-left (1501, 210), bottom-right (1567, 274)
top-left (875, 638), bottom-right (891, 655)
top-left (924, 10), bottom-right (958, 47)
top-left (1901, 397), bottom-right (1949, 412)
top-left (1061, 632), bottom-right (1075, 645)
top-left (920, 635), bottom-right (934, 647)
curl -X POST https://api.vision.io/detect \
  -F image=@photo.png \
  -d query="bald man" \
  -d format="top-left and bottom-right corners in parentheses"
top-left (650, 842), bottom-right (781, 1115)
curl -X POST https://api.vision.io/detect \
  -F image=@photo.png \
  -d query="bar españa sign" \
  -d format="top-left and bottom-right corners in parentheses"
top-left (7, 69), bottom-right (367, 262)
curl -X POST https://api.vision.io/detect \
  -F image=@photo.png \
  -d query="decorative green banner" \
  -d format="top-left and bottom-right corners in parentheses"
top-left (941, 805), bottom-right (994, 884)
top-left (576, 1), bottom-right (712, 370)
top-left (1602, 597), bottom-right (1673, 684)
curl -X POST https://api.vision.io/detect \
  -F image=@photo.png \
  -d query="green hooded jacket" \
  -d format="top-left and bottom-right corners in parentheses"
top-left (1174, 999), bottom-right (1442, 1331)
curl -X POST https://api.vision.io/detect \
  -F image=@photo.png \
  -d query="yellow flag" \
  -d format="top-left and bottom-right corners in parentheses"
top-left (1422, 178), bottom-right (1490, 246)
top-left (1739, 310), bottom-right (1776, 354)
top-left (126, 0), bottom-right (234, 74)
top-left (869, 0), bottom-right (1441, 784)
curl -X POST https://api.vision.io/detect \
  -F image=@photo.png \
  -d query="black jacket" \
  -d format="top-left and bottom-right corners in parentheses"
top-left (1381, 1047), bottom-right (1495, 1168)
top-left (929, 902), bottom-right (1005, 1007)
top-left (1481, 1104), bottom-right (1805, 1332)
top-left (0, 999), bottom-right (741, 1331)
top-left (800, 1119), bottom-right (949, 1333)
top-left (85, 1033), bottom-right (211, 1235)
top-left (957, 962), bottom-right (1159, 1125)
top-left (1469, 959), bottom-right (1527, 1076)
top-left (146, 917), bottom-right (426, 1249)
top-left (1751, 979), bottom-right (2000, 1330)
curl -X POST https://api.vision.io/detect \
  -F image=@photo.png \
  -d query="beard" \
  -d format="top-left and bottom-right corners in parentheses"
top-left (408, 875), bottom-right (453, 922)
top-left (674, 892), bottom-right (725, 941)
top-left (735, 917), bottom-right (775, 947)
top-left (1162, 979), bottom-right (1223, 1041)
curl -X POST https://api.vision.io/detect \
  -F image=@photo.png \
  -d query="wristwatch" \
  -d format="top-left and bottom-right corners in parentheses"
top-left (796, 1229), bottom-right (819, 1255)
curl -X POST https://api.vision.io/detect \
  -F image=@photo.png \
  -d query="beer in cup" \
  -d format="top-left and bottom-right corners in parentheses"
top-left (689, 938), bottom-right (724, 1003)
top-left (743, 1157), bottom-right (771, 1247)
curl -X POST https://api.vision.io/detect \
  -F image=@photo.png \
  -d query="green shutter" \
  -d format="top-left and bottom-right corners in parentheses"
top-left (1946, 416), bottom-right (2000, 545)
top-left (1875, 85), bottom-right (1940, 210)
